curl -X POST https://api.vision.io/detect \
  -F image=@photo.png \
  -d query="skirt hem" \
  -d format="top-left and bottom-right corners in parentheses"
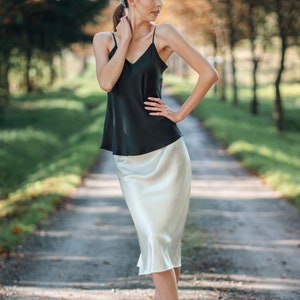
top-left (138, 264), bottom-right (182, 276)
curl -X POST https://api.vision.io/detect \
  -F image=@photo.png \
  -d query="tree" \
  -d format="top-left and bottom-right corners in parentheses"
top-left (244, 0), bottom-right (271, 115)
top-left (159, 0), bottom-right (227, 89)
top-left (0, 0), bottom-right (109, 114)
top-left (272, 0), bottom-right (299, 131)
top-left (0, 0), bottom-right (24, 115)
top-left (211, 0), bottom-right (228, 101)
top-left (223, 0), bottom-right (249, 107)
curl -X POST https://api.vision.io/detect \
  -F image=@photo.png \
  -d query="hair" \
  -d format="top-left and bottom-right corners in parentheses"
top-left (113, 2), bottom-right (127, 31)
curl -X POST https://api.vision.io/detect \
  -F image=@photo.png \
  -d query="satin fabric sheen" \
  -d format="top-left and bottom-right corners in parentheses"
top-left (114, 138), bottom-right (191, 275)
top-left (101, 31), bottom-right (182, 156)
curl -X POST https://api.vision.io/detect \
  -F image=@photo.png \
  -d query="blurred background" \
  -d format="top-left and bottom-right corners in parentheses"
top-left (0, 0), bottom-right (299, 254)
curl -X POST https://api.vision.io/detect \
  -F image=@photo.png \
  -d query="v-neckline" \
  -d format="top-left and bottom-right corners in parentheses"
top-left (125, 43), bottom-right (153, 65)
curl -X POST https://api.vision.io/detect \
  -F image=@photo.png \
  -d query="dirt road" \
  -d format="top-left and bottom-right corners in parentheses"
top-left (0, 95), bottom-right (300, 300)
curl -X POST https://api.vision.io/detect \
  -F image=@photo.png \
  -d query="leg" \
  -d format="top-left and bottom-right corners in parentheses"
top-left (152, 269), bottom-right (179, 300)
top-left (174, 267), bottom-right (181, 284)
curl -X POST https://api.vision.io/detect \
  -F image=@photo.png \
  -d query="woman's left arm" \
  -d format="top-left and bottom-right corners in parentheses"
top-left (145, 23), bottom-right (218, 123)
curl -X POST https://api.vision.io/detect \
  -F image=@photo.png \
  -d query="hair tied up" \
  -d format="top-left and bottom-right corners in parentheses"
top-left (113, 4), bottom-right (124, 31)
top-left (113, 1), bottom-right (128, 31)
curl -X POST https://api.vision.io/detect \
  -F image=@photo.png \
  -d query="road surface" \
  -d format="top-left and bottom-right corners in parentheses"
top-left (0, 95), bottom-right (299, 300)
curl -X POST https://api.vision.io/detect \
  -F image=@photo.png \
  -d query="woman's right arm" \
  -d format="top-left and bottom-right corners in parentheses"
top-left (93, 16), bottom-right (131, 92)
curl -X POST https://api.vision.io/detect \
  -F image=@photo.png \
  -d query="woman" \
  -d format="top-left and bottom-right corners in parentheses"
top-left (93, 0), bottom-right (218, 299)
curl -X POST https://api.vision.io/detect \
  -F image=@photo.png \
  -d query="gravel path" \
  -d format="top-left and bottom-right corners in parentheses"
top-left (0, 95), bottom-right (299, 300)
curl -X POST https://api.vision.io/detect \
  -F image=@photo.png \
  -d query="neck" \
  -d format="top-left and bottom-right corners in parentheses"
top-left (127, 13), bottom-right (152, 39)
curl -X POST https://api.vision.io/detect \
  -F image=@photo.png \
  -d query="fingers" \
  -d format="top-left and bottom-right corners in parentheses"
top-left (144, 97), bottom-right (178, 123)
top-left (144, 105), bottom-right (162, 113)
top-left (116, 16), bottom-right (131, 34)
top-left (116, 17), bottom-right (127, 30)
top-left (118, 16), bottom-right (126, 26)
top-left (147, 97), bottom-right (161, 102)
top-left (145, 97), bottom-right (162, 106)
top-left (144, 97), bottom-right (162, 109)
top-left (144, 97), bottom-right (165, 115)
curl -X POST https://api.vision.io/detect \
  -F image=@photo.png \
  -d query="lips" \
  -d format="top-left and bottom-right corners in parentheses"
top-left (151, 10), bottom-right (160, 16)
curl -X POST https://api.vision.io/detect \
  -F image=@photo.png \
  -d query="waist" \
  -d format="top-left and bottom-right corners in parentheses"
top-left (101, 116), bottom-right (182, 156)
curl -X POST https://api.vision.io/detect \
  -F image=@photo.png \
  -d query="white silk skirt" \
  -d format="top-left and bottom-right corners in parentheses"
top-left (113, 137), bottom-right (191, 275)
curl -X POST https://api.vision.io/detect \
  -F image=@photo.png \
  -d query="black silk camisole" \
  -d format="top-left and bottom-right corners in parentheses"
top-left (101, 28), bottom-right (182, 156)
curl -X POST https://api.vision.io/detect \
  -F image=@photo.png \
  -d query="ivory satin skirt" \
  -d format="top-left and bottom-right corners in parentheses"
top-left (113, 137), bottom-right (191, 275)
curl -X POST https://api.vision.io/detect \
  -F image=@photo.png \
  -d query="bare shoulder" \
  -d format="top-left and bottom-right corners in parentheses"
top-left (155, 23), bottom-right (182, 40)
top-left (155, 23), bottom-right (187, 48)
top-left (154, 23), bottom-right (188, 56)
top-left (155, 23), bottom-right (178, 38)
top-left (93, 31), bottom-right (112, 46)
top-left (93, 32), bottom-right (115, 58)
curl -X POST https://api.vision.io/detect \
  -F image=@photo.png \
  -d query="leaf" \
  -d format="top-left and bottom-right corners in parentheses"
top-left (0, 248), bottom-right (9, 256)
top-left (12, 225), bottom-right (22, 234)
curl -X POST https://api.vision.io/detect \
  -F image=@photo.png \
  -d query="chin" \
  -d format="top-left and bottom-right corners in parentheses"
top-left (150, 13), bottom-right (159, 20)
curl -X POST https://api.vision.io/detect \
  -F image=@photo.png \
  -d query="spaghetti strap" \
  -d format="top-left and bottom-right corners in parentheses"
top-left (111, 32), bottom-right (117, 47)
top-left (152, 27), bottom-right (157, 43)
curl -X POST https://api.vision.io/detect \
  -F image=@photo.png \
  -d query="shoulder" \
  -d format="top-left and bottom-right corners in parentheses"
top-left (155, 23), bottom-right (186, 46)
top-left (154, 23), bottom-right (188, 53)
top-left (93, 32), bottom-right (115, 56)
top-left (93, 31), bottom-right (113, 45)
top-left (155, 23), bottom-right (178, 37)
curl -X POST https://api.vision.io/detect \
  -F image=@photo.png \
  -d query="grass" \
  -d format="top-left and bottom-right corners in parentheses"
top-left (0, 64), bottom-right (106, 254)
top-left (1, 60), bottom-right (299, 255)
top-left (165, 73), bottom-right (300, 208)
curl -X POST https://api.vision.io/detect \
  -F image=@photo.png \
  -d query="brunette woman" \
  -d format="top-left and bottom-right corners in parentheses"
top-left (93, 0), bottom-right (218, 299)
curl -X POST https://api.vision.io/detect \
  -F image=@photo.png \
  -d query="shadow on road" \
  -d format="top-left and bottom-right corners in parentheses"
top-left (1, 96), bottom-right (300, 300)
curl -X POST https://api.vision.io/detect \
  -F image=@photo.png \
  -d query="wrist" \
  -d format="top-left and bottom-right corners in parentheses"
top-left (176, 110), bottom-right (186, 123)
top-left (119, 35), bottom-right (131, 45)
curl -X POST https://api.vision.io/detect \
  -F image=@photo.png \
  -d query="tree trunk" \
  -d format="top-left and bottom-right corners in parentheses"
top-left (220, 55), bottom-right (227, 102)
top-left (212, 0), bottom-right (227, 101)
top-left (25, 48), bottom-right (33, 93)
top-left (274, 0), bottom-right (285, 131)
top-left (250, 58), bottom-right (259, 115)
top-left (227, 0), bottom-right (238, 106)
top-left (218, 35), bottom-right (227, 102)
top-left (60, 52), bottom-right (66, 79)
top-left (0, 50), bottom-right (10, 119)
top-left (212, 38), bottom-right (218, 95)
top-left (215, 45), bottom-right (228, 102)
top-left (274, 39), bottom-right (285, 131)
top-left (249, 2), bottom-right (259, 115)
top-left (49, 54), bottom-right (56, 86)
top-left (230, 47), bottom-right (238, 106)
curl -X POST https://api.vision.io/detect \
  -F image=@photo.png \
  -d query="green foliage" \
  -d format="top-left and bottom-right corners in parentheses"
top-left (0, 0), bottom-right (110, 52)
top-left (0, 64), bottom-right (106, 253)
top-left (0, 0), bottom-right (110, 112)
top-left (166, 74), bottom-right (300, 208)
